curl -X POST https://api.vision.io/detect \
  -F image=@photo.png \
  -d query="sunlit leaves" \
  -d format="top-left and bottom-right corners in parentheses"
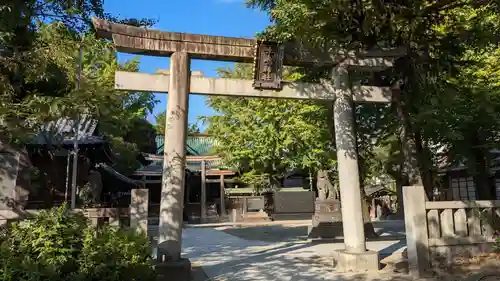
top-left (154, 111), bottom-right (200, 136)
top-left (201, 63), bottom-right (334, 187)
top-left (248, 0), bottom-right (500, 187)
top-left (0, 22), bottom-right (157, 172)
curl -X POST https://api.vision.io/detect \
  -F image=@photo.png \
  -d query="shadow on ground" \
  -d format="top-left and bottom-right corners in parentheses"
top-left (149, 225), bottom-right (498, 281)
top-left (219, 225), bottom-right (309, 242)
top-left (217, 220), bottom-right (406, 243)
top-left (176, 227), bottom-right (412, 281)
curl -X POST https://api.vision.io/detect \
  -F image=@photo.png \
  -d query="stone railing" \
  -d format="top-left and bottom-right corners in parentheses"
top-left (0, 189), bottom-right (149, 233)
top-left (403, 186), bottom-right (499, 276)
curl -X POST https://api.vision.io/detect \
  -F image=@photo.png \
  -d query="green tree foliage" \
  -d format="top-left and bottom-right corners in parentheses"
top-left (19, 23), bottom-right (157, 175)
top-left (0, 21), bottom-right (157, 201)
top-left (205, 62), bottom-right (383, 235)
top-left (0, 21), bottom-right (158, 195)
top-left (202, 63), bottom-right (334, 189)
top-left (124, 118), bottom-right (158, 154)
top-left (0, 205), bottom-right (155, 281)
top-left (0, 0), bottom-right (155, 145)
top-left (247, 0), bottom-right (500, 199)
top-left (154, 110), bottom-right (201, 135)
top-left (0, 1), bottom-right (157, 201)
top-left (494, 236), bottom-right (500, 252)
top-left (204, 65), bottom-right (392, 192)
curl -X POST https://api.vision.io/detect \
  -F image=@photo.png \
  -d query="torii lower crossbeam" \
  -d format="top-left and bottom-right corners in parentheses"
top-left (115, 71), bottom-right (392, 103)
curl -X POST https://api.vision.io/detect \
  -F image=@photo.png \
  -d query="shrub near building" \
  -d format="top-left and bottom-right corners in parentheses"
top-left (0, 205), bottom-right (155, 281)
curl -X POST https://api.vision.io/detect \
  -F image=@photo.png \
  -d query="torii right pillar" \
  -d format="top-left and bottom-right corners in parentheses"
top-left (332, 64), bottom-right (379, 271)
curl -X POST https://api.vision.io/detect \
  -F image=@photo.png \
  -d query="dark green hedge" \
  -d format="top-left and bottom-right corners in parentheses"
top-left (0, 205), bottom-right (155, 281)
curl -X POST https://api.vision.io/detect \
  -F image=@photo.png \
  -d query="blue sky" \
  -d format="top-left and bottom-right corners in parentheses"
top-left (103, 0), bottom-right (270, 126)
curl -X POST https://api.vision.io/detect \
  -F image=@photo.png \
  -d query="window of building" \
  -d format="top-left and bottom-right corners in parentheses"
top-left (494, 178), bottom-right (500, 199)
top-left (450, 177), bottom-right (476, 200)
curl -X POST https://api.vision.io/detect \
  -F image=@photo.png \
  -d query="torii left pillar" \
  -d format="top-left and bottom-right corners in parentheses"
top-left (156, 52), bottom-right (192, 280)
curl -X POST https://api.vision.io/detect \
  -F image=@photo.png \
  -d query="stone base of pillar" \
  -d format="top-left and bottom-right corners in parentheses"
top-left (333, 249), bottom-right (379, 272)
top-left (155, 258), bottom-right (192, 281)
top-left (307, 199), bottom-right (343, 239)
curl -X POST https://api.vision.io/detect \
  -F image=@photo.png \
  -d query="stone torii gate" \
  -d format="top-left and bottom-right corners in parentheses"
top-left (92, 18), bottom-right (404, 276)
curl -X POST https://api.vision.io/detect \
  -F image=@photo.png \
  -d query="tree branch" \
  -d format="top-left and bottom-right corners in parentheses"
top-left (422, 0), bottom-right (493, 16)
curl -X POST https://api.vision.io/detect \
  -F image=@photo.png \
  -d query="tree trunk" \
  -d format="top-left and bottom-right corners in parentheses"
top-left (392, 86), bottom-right (423, 188)
top-left (394, 177), bottom-right (405, 219)
top-left (384, 135), bottom-right (407, 220)
top-left (391, 55), bottom-right (435, 198)
top-left (414, 130), bottom-right (434, 197)
top-left (358, 160), bottom-right (377, 238)
top-left (374, 66), bottom-right (423, 192)
top-left (354, 124), bottom-right (378, 238)
top-left (471, 132), bottom-right (494, 200)
top-left (361, 188), bottom-right (379, 238)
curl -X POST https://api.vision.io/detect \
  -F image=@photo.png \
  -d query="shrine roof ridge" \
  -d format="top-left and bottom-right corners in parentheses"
top-left (92, 18), bottom-right (406, 66)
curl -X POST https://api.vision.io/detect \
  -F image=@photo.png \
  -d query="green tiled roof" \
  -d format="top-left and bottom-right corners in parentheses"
top-left (137, 135), bottom-right (230, 173)
top-left (155, 135), bottom-right (217, 156)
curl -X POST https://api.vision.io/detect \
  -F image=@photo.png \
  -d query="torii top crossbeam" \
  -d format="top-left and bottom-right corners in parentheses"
top-left (92, 18), bottom-right (405, 67)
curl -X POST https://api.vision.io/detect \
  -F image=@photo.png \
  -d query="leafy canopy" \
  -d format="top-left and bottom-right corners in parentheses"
top-left (202, 63), bottom-right (334, 189)
top-left (246, 0), bottom-right (500, 198)
top-left (154, 110), bottom-right (201, 136)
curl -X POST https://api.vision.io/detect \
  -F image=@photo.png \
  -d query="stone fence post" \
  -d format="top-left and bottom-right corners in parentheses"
top-left (130, 189), bottom-right (149, 234)
top-left (403, 186), bottom-right (430, 277)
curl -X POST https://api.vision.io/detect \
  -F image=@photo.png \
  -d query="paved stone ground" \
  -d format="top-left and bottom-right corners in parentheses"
top-left (149, 222), bottom-right (410, 281)
top-left (181, 227), bottom-right (408, 281)
top-left (215, 220), bottom-right (406, 243)
top-left (150, 221), bottom-right (499, 281)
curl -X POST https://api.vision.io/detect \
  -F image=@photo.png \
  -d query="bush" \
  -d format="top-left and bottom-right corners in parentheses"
top-left (493, 236), bottom-right (500, 253)
top-left (0, 205), bottom-right (155, 281)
